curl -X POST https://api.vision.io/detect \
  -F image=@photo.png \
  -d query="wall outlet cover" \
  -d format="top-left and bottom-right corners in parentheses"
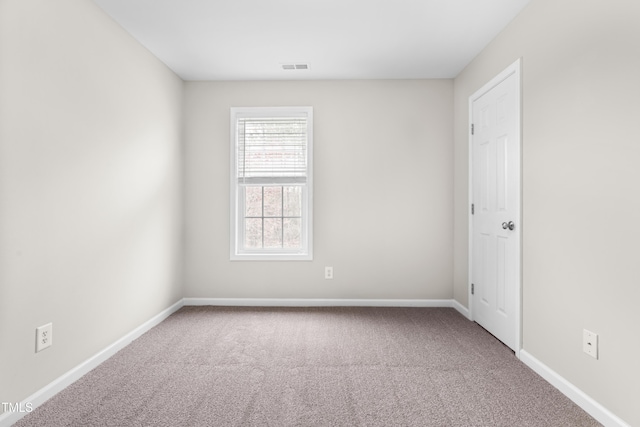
top-left (36, 323), bottom-right (53, 352)
top-left (325, 266), bottom-right (333, 279)
top-left (583, 329), bottom-right (598, 359)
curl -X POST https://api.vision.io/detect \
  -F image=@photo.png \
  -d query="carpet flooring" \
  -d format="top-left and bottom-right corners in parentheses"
top-left (15, 306), bottom-right (601, 426)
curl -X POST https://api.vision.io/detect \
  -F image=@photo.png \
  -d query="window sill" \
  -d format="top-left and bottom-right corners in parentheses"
top-left (230, 252), bottom-right (312, 261)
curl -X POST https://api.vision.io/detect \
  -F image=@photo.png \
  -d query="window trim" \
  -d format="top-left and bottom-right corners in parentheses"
top-left (230, 106), bottom-right (313, 261)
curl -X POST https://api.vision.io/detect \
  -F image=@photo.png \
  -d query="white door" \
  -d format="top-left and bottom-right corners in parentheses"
top-left (470, 60), bottom-right (521, 352)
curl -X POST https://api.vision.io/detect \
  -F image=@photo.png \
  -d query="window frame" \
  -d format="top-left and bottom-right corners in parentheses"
top-left (230, 106), bottom-right (313, 261)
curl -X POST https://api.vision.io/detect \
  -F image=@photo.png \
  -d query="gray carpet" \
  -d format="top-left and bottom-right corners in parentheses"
top-left (15, 306), bottom-right (600, 426)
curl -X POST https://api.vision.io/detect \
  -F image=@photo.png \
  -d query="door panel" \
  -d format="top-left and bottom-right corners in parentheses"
top-left (471, 64), bottom-right (520, 351)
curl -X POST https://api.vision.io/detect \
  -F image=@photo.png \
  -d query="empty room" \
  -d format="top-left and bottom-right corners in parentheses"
top-left (1, 0), bottom-right (638, 426)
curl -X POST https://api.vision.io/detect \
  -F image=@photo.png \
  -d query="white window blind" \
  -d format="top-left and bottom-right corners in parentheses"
top-left (237, 116), bottom-right (308, 185)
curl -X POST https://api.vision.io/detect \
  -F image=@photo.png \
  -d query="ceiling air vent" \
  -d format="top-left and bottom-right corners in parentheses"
top-left (282, 63), bottom-right (309, 70)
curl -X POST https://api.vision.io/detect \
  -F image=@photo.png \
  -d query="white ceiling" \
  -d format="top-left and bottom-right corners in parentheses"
top-left (92, 0), bottom-right (531, 81)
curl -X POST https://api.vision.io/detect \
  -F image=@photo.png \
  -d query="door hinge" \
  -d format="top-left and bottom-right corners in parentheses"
top-left (471, 123), bottom-right (474, 135)
top-left (471, 203), bottom-right (474, 215)
top-left (471, 283), bottom-right (475, 295)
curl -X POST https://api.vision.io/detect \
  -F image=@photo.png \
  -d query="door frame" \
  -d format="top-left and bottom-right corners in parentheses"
top-left (468, 58), bottom-right (522, 358)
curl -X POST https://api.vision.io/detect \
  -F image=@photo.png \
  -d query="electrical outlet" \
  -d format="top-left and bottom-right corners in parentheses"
top-left (583, 329), bottom-right (598, 359)
top-left (325, 266), bottom-right (333, 279)
top-left (36, 323), bottom-right (53, 352)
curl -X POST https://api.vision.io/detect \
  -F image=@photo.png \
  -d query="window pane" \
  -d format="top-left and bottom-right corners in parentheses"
top-left (263, 186), bottom-right (282, 217)
top-left (245, 186), bottom-right (262, 217)
top-left (283, 218), bottom-right (301, 248)
top-left (263, 218), bottom-right (282, 248)
top-left (245, 218), bottom-right (262, 249)
top-left (283, 186), bottom-right (302, 217)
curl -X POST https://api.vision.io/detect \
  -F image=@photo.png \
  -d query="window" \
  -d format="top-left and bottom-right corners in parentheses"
top-left (230, 107), bottom-right (313, 260)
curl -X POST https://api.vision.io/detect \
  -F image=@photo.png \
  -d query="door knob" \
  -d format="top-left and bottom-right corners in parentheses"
top-left (502, 221), bottom-right (515, 231)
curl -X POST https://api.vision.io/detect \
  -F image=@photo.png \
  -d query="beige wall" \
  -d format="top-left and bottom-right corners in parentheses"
top-left (184, 80), bottom-right (453, 300)
top-left (453, 0), bottom-right (640, 424)
top-left (0, 0), bottom-right (183, 407)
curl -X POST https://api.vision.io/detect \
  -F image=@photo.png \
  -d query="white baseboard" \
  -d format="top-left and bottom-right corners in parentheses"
top-left (183, 297), bottom-right (455, 308)
top-left (519, 350), bottom-right (630, 427)
top-left (452, 300), bottom-right (471, 320)
top-left (0, 299), bottom-right (184, 427)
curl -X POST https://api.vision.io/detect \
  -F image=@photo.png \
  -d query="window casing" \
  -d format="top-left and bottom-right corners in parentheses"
top-left (230, 107), bottom-right (313, 260)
